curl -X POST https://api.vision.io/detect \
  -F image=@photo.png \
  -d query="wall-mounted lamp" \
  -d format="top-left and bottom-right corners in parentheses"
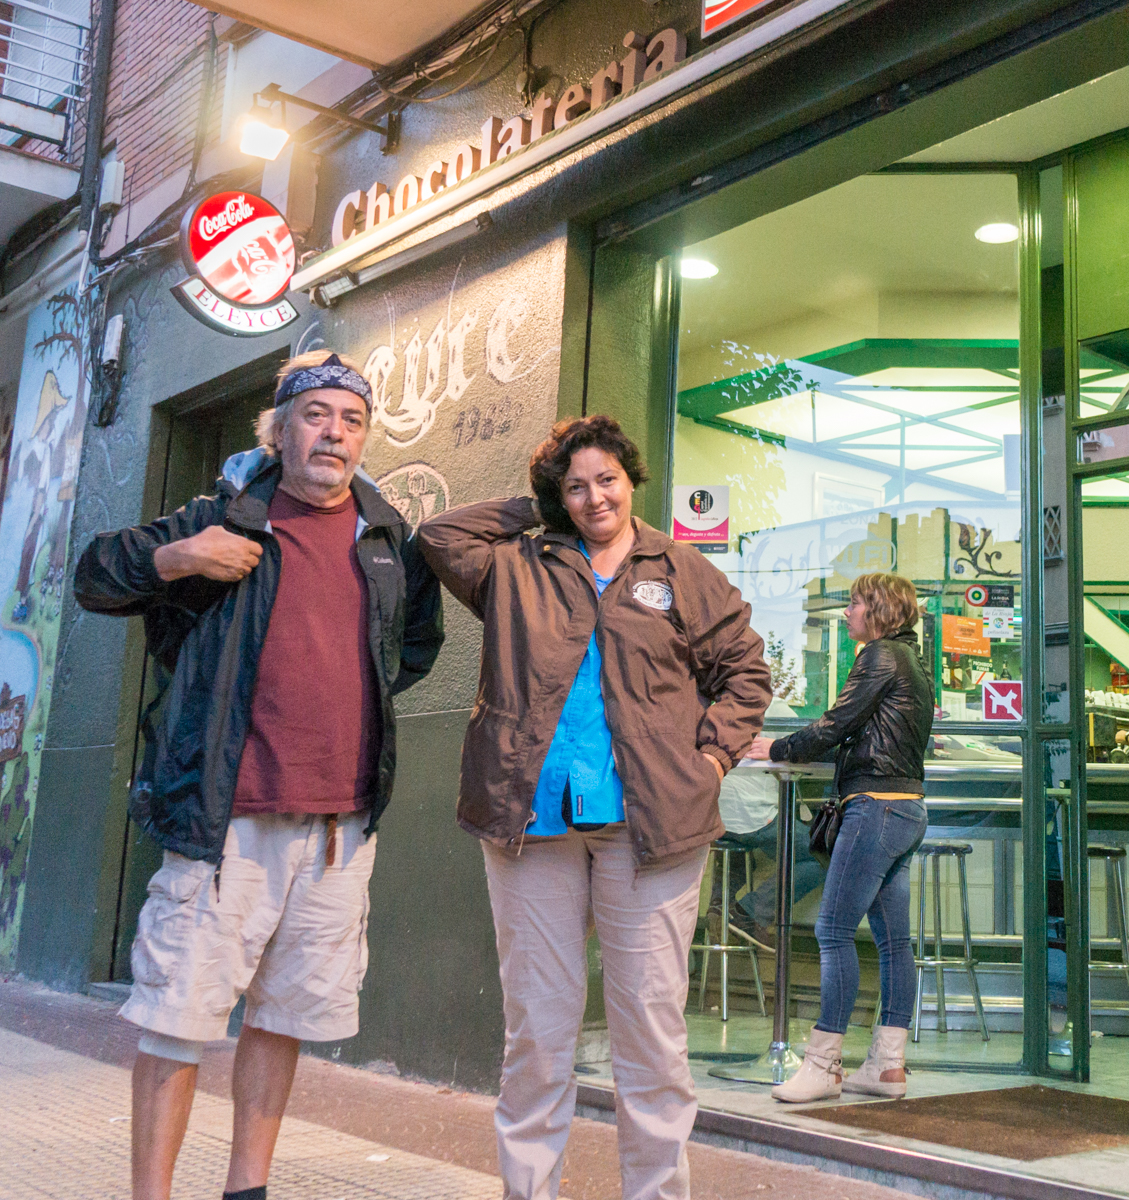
top-left (239, 97), bottom-right (290, 160)
top-left (239, 82), bottom-right (400, 162)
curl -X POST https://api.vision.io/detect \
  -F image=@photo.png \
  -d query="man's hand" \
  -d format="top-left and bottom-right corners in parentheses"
top-left (748, 735), bottom-right (775, 761)
top-left (153, 525), bottom-right (262, 583)
top-left (703, 753), bottom-right (725, 784)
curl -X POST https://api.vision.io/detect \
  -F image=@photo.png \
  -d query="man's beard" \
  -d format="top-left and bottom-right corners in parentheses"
top-left (304, 455), bottom-right (349, 485)
top-left (282, 428), bottom-right (354, 489)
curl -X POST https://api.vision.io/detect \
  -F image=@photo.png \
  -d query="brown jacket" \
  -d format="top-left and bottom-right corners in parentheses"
top-left (417, 497), bottom-right (772, 863)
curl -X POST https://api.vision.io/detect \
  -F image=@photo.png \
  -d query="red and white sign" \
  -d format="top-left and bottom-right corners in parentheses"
top-left (171, 276), bottom-right (299, 338)
top-left (983, 680), bottom-right (1023, 721)
top-left (180, 192), bottom-right (295, 308)
top-left (703, 0), bottom-right (775, 36)
top-left (174, 192), bottom-right (299, 336)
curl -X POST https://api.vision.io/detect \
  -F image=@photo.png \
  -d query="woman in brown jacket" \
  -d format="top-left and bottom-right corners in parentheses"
top-left (417, 416), bottom-right (771, 1200)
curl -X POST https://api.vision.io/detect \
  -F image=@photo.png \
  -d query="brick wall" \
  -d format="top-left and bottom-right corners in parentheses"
top-left (101, 0), bottom-right (224, 214)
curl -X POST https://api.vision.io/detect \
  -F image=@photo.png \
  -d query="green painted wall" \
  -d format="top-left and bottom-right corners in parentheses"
top-left (1075, 136), bottom-right (1129, 343)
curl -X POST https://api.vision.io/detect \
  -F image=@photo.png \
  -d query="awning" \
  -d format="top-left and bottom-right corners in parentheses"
top-left (193, 1), bottom-right (489, 68)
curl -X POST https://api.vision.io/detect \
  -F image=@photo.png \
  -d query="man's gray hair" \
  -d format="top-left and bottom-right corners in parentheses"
top-left (255, 349), bottom-right (369, 456)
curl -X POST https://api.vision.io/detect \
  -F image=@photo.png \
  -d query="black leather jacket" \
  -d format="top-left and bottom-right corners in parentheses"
top-left (770, 629), bottom-right (934, 796)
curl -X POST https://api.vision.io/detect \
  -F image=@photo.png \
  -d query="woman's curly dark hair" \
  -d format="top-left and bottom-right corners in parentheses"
top-left (529, 415), bottom-right (649, 533)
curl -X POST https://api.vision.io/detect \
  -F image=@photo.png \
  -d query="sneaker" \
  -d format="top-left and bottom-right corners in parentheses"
top-left (729, 903), bottom-right (776, 950)
top-left (705, 904), bottom-right (724, 943)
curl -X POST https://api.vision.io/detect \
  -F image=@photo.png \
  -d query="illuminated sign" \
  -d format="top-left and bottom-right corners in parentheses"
top-left (171, 276), bottom-right (300, 338)
top-left (181, 191), bottom-right (295, 306)
top-left (702, 0), bottom-right (776, 37)
top-left (174, 192), bottom-right (299, 336)
top-left (330, 26), bottom-right (687, 249)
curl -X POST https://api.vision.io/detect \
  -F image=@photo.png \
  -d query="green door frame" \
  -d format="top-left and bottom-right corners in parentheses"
top-left (1057, 130), bottom-right (1129, 1080)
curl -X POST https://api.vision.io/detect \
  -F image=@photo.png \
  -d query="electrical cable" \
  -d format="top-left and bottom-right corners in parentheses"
top-left (384, 23), bottom-right (521, 103)
top-left (182, 15), bottom-right (218, 196)
top-left (374, 8), bottom-right (522, 104)
top-left (103, 39), bottom-right (208, 125)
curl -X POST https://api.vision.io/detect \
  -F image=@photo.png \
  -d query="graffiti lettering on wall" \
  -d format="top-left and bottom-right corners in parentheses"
top-left (453, 401), bottom-right (517, 449)
top-left (0, 288), bottom-right (88, 964)
top-left (363, 270), bottom-right (557, 448)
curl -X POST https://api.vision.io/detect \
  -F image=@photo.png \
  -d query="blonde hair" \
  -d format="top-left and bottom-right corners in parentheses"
top-left (852, 572), bottom-right (920, 638)
top-left (255, 350), bottom-right (368, 455)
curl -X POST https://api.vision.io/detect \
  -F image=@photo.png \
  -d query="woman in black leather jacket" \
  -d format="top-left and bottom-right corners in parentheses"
top-left (749, 571), bottom-right (934, 1103)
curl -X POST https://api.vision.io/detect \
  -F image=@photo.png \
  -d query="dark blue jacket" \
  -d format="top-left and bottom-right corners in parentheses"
top-left (74, 448), bottom-right (443, 862)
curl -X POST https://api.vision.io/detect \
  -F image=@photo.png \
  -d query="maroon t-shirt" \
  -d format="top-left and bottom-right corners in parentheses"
top-left (232, 488), bottom-right (380, 815)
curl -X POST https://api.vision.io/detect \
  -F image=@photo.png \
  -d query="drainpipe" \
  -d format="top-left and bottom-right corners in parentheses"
top-left (78, 0), bottom-right (118, 236)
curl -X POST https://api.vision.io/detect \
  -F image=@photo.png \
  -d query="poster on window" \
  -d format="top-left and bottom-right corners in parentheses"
top-left (941, 613), bottom-right (991, 658)
top-left (673, 485), bottom-right (729, 553)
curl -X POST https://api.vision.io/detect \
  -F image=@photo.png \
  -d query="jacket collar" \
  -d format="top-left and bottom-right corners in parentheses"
top-left (540, 516), bottom-right (672, 561)
top-left (220, 447), bottom-right (401, 534)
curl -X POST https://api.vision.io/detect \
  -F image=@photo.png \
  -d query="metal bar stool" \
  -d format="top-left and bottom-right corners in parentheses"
top-left (1088, 845), bottom-right (1129, 994)
top-left (691, 837), bottom-right (766, 1021)
top-left (912, 842), bottom-right (990, 1042)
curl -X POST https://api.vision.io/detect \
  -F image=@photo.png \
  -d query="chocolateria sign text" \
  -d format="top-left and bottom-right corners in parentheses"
top-left (331, 27), bottom-right (687, 247)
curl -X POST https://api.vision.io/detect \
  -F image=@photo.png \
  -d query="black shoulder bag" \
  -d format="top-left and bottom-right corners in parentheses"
top-left (807, 739), bottom-right (853, 867)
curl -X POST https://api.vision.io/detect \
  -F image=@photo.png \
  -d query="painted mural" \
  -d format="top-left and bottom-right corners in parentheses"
top-left (0, 288), bottom-right (88, 966)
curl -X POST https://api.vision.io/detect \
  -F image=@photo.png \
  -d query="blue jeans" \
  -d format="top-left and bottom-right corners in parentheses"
top-left (713, 823), bottom-right (825, 926)
top-left (814, 796), bottom-right (928, 1034)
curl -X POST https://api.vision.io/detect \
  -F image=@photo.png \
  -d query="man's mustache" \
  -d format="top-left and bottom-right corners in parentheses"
top-left (308, 443), bottom-right (349, 463)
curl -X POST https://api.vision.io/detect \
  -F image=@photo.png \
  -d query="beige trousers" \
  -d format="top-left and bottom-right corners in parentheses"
top-left (483, 825), bottom-right (708, 1200)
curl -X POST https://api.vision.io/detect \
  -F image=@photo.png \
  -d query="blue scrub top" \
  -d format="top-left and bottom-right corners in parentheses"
top-left (526, 544), bottom-right (625, 836)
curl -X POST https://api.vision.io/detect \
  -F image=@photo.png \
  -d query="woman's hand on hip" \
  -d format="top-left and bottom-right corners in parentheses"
top-left (703, 753), bottom-right (725, 784)
top-left (748, 735), bottom-right (775, 761)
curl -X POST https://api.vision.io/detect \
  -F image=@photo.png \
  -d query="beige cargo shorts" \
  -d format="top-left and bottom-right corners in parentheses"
top-left (120, 811), bottom-right (376, 1043)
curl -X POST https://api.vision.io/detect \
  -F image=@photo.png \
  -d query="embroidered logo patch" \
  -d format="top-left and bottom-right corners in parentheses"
top-left (633, 581), bottom-right (673, 611)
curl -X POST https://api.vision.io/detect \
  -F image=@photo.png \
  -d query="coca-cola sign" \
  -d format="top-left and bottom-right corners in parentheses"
top-left (702, 0), bottom-right (778, 36)
top-left (180, 191), bottom-right (295, 308)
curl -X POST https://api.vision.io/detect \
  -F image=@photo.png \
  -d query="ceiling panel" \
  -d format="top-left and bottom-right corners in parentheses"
top-left (905, 64), bottom-right (1129, 164)
top-left (198, 1), bottom-right (490, 68)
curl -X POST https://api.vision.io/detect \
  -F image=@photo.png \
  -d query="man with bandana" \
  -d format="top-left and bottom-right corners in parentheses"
top-left (74, 351), bottom-right (444, 1200)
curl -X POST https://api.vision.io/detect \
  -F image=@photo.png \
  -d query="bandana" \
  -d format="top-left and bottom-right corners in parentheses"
top-left (275, 353), bottom-right (373, 411)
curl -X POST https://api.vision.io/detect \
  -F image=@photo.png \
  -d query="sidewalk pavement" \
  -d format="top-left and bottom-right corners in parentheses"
top-left (0, 979), bottom-right (919, 1200)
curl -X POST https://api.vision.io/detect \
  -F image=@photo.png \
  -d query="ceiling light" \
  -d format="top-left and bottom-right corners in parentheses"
top-left (239, 100), bottom-right (289, 160)
top-left (680, 257), bottom-right (718, 279)
top-left (974, 223), bottom-right (1019, 244)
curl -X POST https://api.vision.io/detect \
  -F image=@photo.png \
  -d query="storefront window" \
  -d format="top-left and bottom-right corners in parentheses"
top-left (674, 173), bottom-right (1022, 727)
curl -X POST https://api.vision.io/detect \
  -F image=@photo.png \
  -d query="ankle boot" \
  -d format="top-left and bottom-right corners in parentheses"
top-left (771, 1028), bottom-right (843, 1103)
top-left (842, 1025), bottom-right (908, 1098)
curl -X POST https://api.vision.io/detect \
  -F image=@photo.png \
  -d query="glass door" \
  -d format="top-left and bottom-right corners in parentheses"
top-left (673, 169), bottom-right (1032, 1074)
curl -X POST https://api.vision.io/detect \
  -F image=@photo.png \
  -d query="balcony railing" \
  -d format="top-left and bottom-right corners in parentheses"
top-left (0, 0), bottom-right (90, 150)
